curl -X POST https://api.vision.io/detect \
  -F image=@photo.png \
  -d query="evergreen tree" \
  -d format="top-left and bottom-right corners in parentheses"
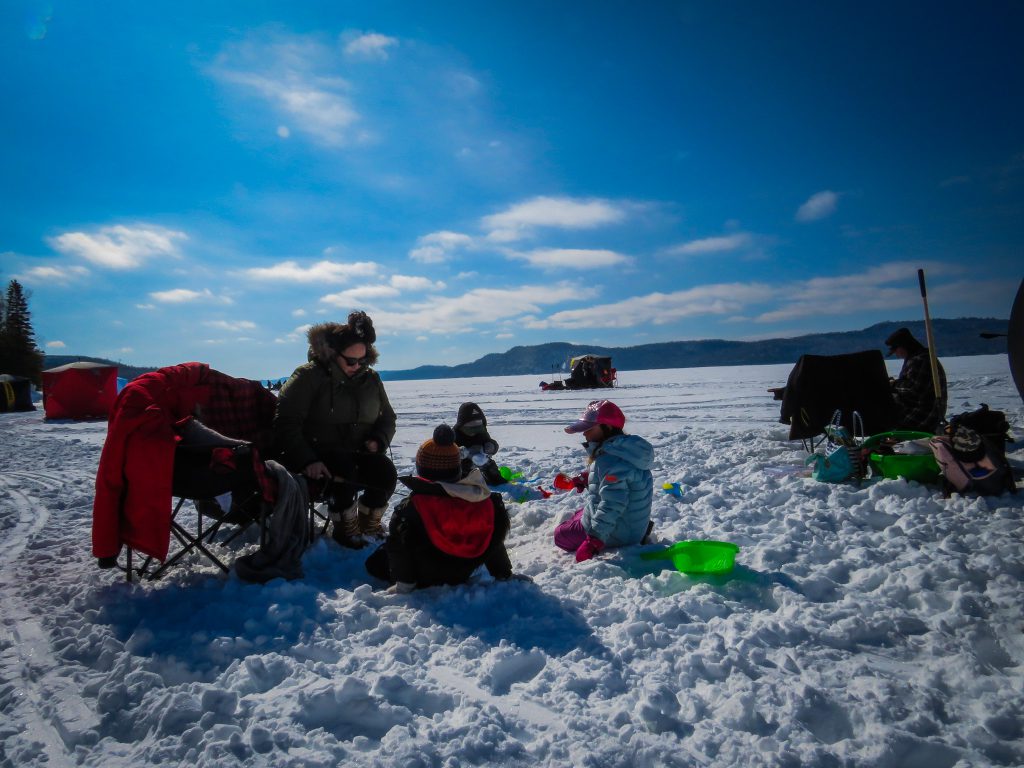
top-left (1, 280), bottom-right (44, 383)
top-left (0, 288), bottom-right (8, 372)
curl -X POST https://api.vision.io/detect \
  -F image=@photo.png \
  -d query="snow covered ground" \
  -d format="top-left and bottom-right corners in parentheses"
top-left (1, 354), bottom-right (1022, 767)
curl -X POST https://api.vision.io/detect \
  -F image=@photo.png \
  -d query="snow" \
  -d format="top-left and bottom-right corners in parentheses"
top-left (1, 354), bottom-right (1022, 767)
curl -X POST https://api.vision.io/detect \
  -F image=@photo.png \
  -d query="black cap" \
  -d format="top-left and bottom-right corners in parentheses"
top-left (884, 327), bottom-right (917, 355)
top-left (456, 402), bottom-right (487, 432)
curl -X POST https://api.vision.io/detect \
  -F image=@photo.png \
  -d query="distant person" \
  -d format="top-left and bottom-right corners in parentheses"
top-left (364, 424), bottom-right (513, 592)
top-left (554, 400), bottom-right (654, 562)
top-left (273, 311), bottom-right (397, 548)
top-left (453, 402), bottom-right (506, 486)
top-left (885, 327), bottom-right (947, 433)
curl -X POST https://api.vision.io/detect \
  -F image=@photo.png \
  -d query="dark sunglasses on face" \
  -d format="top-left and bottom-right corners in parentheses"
top-left (339, 354), bottom-right (368, 367)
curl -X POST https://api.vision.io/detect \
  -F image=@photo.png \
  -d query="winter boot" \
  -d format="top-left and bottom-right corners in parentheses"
top-left (358, 503), bottom-right (387, 538)
top-left (330, 500), bottom-right (365, 549)
top-left (641, 519), bottom-right (654, 545)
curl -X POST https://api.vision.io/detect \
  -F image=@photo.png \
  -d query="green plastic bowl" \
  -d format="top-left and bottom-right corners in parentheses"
top-left (640, 540), bottom-right (739, 574)
top-left (861, 430), bottom-right (940, 482)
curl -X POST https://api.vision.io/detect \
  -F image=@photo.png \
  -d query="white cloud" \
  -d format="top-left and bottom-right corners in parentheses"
top-left (243, 260), bottom-right (380, 283)
top-left (390, 275), bottom-right (446, 291)
top-left (292, 308), bottom-right (308, 317)
top-left (795, 190), bottom-right (839, 222)
top-left (149, 288), bottom-right (218, 304)
top-left (482, 196), bottom-right (627, 242)
top-left (275, 324), bottom-right (313, 345)
top-left (510, 248), bottom-right (631, 270)
top-left (527, 282), bottom-right (774, 330)
top-left (343, 32), bottom-right (399, 60)
top-left (513, 261), bottom-right (963, 331)
top-left (367, 283), bottom-right (594, 334)
top-left (136, 303), bottom-right (156, 310)
top-left (15, 265), bottom-right (90, 284)
top-left (495, 333), bottom-right (514, 339)
top-left (46, 340), bottom-right (66, 349)
top-left (210, 36), bottom-right (362, 147)
top-left (409, 231), bottom-right (473, 263)
top-left (754, 260), bottom-right (955, 322)
top-left (49, 224), bottom-right (186, 269)
top-left (320, 285), bottom-right (401, 307)
top-left (204, 320), bottom-right (258, 332)
top-left (667, 233), bottom-right (753, 257)
top-left (119, 347), bottom-right (134, 354)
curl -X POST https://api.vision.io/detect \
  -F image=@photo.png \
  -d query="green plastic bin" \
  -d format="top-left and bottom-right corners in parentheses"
top-left (640, 540), bottom-right (740, 574)
top-left (861, 430), bottom-right (940, 482)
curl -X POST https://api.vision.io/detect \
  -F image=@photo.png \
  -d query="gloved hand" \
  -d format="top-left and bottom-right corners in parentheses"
top-left (555, 472), bottom-right (589, 493)
top-left (553, 473), bottom-right (575, 490)
top-left (575, 535), bottom-right (605, 563)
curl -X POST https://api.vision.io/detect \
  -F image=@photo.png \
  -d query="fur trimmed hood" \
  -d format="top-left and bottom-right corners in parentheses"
top-left (306, 314), bottom-right (380, 368)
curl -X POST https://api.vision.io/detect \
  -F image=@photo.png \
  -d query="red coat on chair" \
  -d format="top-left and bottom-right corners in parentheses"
top-left (92, 363), bottom-right (212, 561)
top-left (93, 362), bottom-right (278, 562)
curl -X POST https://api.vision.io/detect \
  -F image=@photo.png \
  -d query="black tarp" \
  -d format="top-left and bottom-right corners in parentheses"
top-left (0, 374), bottom-right (36, 413)
top-left (778, 350), bottom-right (897, 440)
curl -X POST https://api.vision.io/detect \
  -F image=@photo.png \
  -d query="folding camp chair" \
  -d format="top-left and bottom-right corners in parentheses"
top-left (92, 362), bottom-right (281, 582)
top-left (122, 442), bottom-right (273, 581)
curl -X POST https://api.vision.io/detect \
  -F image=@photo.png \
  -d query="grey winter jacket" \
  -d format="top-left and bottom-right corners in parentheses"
top-left (582, 433), bottom-right (654, 546)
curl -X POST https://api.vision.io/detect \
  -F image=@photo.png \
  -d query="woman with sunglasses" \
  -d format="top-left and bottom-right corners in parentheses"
top-left (274, 311), bottom-right (397, 548)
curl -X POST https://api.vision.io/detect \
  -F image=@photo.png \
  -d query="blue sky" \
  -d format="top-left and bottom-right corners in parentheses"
top-left (2, 1), bottom-right (1022, 379)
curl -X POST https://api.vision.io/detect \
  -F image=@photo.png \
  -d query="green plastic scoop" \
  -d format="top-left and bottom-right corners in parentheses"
top-left (640, 540), bottom-right (740, 574)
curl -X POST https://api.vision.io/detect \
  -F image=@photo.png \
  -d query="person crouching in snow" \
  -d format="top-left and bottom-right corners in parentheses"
top-left (554, 400), bottom-right (654, 562)
top-left (364, 424), bottom-right (513, 592)
top-left (454, 401), bottom-right (506, 486)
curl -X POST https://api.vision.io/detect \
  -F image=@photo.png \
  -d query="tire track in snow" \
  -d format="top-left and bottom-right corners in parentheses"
top-left (0, 476), bottom-right (53, 566)
top-left (2, 471), bottom-right (66, 492)
top-left (0, 474), bottom-right (89, 766)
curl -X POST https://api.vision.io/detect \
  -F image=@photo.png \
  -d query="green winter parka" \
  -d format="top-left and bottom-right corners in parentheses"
top-left (273, 326), bottom-right (397, 472)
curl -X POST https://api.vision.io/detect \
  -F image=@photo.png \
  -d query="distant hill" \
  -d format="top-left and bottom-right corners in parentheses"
top-left (43, 317), bottom-right (1008, 383)
top-left (376, 317), bottom-right (1009, 381)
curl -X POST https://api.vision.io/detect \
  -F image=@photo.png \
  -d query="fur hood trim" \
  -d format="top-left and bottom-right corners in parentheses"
top-left (306, 321), bottom-right (379, 368)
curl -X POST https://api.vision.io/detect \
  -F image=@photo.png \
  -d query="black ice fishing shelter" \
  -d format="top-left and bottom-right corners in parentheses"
top-left (0, 374), bottom-right (36, 413)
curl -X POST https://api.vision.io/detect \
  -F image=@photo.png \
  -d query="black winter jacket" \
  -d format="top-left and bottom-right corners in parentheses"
top-left (384, 472), bottom-right (512, 588)
top-left (273, 327), bottom-right (396, 472)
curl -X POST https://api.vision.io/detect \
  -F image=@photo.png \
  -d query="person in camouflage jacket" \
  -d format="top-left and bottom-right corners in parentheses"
top-left (886, 327), bottom-right (947, 433)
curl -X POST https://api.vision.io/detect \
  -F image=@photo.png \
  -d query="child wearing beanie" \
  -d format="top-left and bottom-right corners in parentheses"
top-left (453, 402), bottom-right (506, 486)
top-left (365, 424), bottom-right (514, 591)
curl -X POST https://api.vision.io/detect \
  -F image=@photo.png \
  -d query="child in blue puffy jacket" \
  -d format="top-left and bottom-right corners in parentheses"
top-left (554, 400), bottom-right (654, 562)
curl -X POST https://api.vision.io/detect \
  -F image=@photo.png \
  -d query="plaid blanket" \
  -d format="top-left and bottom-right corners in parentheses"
top-left (199, 368), bottom-right (278, 452)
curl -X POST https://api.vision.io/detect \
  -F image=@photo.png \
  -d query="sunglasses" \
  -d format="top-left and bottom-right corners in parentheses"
top-left (339, 354), bottom-right (368, 367)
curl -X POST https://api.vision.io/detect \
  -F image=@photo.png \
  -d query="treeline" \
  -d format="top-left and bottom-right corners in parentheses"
top-left (0, 280), bottom-right (44, 384)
